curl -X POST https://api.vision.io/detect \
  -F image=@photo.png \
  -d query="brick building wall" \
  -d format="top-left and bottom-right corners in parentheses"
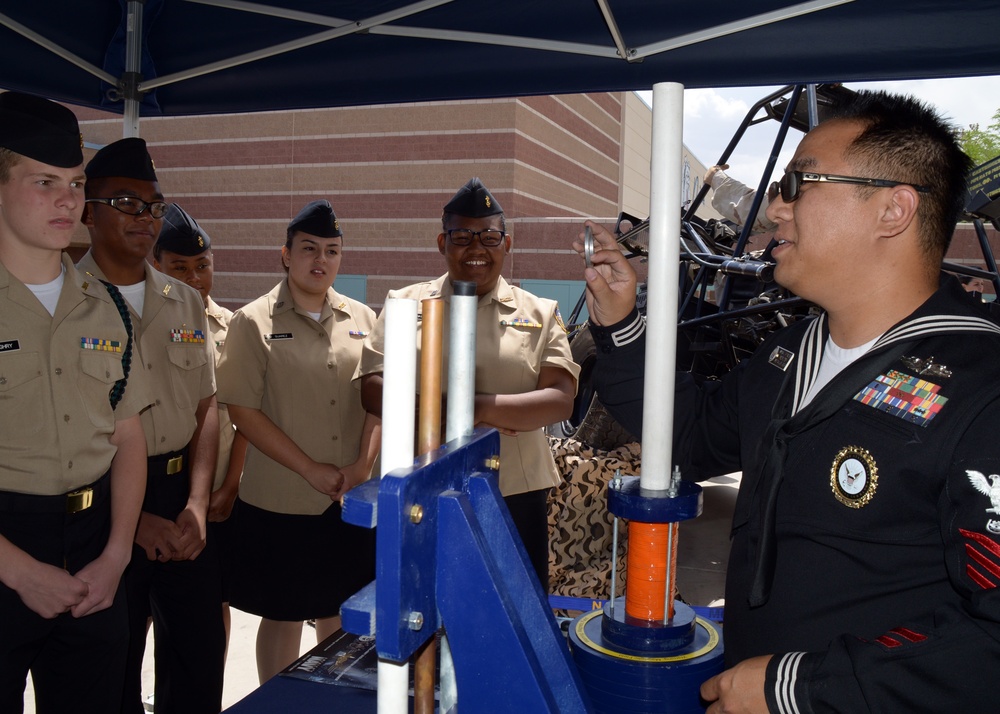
top-left (70, 92), bottom-right (657, 312)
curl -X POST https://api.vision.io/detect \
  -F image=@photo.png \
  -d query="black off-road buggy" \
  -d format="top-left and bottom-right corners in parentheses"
top-left (549, 83), bottom-right (1000, 449)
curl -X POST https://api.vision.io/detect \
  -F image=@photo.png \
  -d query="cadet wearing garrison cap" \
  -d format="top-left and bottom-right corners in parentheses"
top-left (356, 176), bottom-right (579, 590)
top-left (78, 139), bottom-right (225, 714)
top-left (216, 198), bottom-right (379, 682)
top-left (152, 203), bottom-right (247, 653)
top-left (286, 199), bottom-right (342, 241)
top-left (0, 92), bottom-right (150, 714)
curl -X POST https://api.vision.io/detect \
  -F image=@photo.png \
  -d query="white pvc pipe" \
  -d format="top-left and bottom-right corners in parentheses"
top-left (640, 82), bottom-right (684, 491)
top-left (380, 298), bottom-right (418, 476)
top-left (377, 297), bottom-right (418, 714)
top-left (446, 281), bottom-right (478, 442)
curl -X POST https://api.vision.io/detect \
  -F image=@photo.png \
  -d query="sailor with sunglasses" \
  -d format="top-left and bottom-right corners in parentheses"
top-left (576, 91), bottom-right (1000, 713)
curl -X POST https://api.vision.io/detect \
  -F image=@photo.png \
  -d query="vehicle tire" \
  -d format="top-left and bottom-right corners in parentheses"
top-left (546, 325), bottom-right (637, 451)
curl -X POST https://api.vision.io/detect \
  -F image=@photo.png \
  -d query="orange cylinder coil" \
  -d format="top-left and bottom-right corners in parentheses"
top-left (625, 521), bottom-right (679, 622)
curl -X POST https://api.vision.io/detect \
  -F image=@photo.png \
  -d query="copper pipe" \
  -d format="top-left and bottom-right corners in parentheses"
top-left (414, 298), bottom-right (444, 714)
top-left (418, 299), bottom-right (444, 455)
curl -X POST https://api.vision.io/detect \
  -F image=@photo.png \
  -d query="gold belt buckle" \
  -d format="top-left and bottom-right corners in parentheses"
top-left (166, 455), bottom-right (184, 475)
top-left (66, 487), bottom-right (94, 514)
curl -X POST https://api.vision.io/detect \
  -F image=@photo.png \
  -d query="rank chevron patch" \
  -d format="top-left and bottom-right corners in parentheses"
top-left (959, 528), bottom-right (1000, 589)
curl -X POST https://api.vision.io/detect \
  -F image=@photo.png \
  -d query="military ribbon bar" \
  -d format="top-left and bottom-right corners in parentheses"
top-left (170, 328), bottom-right (206, 344)
top-left (853, 369), bottom-right (948, 427)
top-left (80, 336), bottom-right (123, 353)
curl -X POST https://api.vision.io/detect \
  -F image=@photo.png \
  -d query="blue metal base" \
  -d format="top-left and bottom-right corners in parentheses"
top-left (601, 597), bottom-right (697, 653)
top-left (569, 608), bottom-right (724, 714)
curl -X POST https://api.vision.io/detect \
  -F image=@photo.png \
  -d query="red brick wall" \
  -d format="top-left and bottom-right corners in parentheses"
top-left (72, 95), bottom-right (626, 310)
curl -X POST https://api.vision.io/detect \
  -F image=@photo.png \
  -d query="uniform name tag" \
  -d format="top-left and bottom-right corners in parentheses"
top-left (0, 340), bottom-right (20, 353)
top-left (265, 333), bottom-right (294, 341)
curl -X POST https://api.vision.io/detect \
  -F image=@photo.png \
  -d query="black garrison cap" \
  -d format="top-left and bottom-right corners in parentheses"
top-left (443, 177), bottom-right (503, 217)
top-left (85, 137), bottom-right (158, 182)
top-left (0, 91), bottom-right (83, 168)
top-left (156, 203), bottom-right (211, 256)
top-left (288, 199), bottom-right (342, 237)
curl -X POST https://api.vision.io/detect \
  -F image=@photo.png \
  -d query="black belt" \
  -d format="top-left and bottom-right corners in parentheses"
top-left (148, 446), bottom-right (188, 477)
top-left (0, 471), bottom-right (111, 515)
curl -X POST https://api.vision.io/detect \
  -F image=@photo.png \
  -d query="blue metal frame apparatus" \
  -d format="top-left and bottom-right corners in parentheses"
top-left (341, 428), bottom-right (592, 713)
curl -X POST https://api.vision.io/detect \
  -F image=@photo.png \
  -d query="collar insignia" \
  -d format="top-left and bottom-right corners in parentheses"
top-left (162, 284), bottom-right (172, 297)
top-left (901, 355), bottom-right (951, 378)
top-left (831, 446), bottom-right (878, 508)
top-left (768, 346), bottom-right (795, 372)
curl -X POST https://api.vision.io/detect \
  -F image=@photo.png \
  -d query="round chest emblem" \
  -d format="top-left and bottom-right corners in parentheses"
top-left (831, 446), bottom-right (878, 508)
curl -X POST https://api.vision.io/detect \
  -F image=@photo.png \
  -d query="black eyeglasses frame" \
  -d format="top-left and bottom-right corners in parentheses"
top-left (445, 228), bottom-right (507, 247)
top-left (85, 197), bottom-right (169, 219)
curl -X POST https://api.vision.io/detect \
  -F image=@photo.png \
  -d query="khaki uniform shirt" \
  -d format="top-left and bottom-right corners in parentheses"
top-left (355, 274), bottom-right (579, 496)
top-left (207, 297), bottom-right (235, 491)
top-left (77, 252), bottom-right (216, 457)
top-left (216, 280), bottom-right (376, 516)
top-left (0, 253), bottom-right (150, 495)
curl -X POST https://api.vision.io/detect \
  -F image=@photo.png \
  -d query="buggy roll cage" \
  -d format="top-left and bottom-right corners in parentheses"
top-left (567, 83), bottom-right (1000, 343)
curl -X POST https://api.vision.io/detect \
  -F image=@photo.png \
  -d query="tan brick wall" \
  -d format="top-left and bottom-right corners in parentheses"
top-left (72, 93), bottom-right (641, 309)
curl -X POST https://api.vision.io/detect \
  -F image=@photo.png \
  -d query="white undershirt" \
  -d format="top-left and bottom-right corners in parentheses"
top-left (798, 333), bottom-right (881, 410)
top-left (117, 281), bottom-right (146, 319)
top-left (26, 266), bottom-right (65, 316)
top-left (306, 310), bottom-right (322, 321)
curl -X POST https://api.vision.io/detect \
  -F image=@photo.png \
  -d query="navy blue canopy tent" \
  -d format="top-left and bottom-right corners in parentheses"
top-left (0, 0), bottom-right (998, 119)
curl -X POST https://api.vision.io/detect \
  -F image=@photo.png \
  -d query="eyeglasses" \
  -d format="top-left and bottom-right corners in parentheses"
top-left (767, 171), bottom-right (932, 204)
top-left (85, 197), bottom-right (169, 219)
top-left (445, 228), bottom-right (507, 247)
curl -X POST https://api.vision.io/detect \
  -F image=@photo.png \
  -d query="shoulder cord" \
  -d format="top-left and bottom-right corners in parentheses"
top-left (98, 280), bottom-right (134, 410)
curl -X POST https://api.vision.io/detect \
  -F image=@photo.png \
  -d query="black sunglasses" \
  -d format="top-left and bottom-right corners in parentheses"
top-left (767, 171), bottom-right (932, 204)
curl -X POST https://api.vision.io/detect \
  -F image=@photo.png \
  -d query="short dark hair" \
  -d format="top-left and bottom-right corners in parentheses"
top-left (829, 90), bottom-right (972, 261)
top-left (284, 228), bottom-right (346, 249)
top-left (0, 147), bottom-right (20, 183)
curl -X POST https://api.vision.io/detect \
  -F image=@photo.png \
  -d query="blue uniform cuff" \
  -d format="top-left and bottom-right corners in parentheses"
top-left (589, 308), bottom-right (644, 352)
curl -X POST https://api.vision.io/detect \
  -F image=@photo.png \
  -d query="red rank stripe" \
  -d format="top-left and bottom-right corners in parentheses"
top-left (888, 627), bottom-right (927, 644)
top-left (960, 528), bottom-right (1000, 558)
top-left (960, 528), bottom-right (1000, 589)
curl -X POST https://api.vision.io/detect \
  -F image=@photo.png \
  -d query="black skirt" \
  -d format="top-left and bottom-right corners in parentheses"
top-left (229, 498), bottom-right (375, 621)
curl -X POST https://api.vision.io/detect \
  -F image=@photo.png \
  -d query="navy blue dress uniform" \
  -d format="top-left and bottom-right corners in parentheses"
top-left (78, 140), bottom-right (224, 714)
top-left (0, 93), bottom-right (151, 714)
top-left (591, 277), bottom-right (1000, 713)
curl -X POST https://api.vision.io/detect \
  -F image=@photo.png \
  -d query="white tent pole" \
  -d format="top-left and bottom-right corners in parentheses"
top-left (639, 82), bottom-right (683, 491)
